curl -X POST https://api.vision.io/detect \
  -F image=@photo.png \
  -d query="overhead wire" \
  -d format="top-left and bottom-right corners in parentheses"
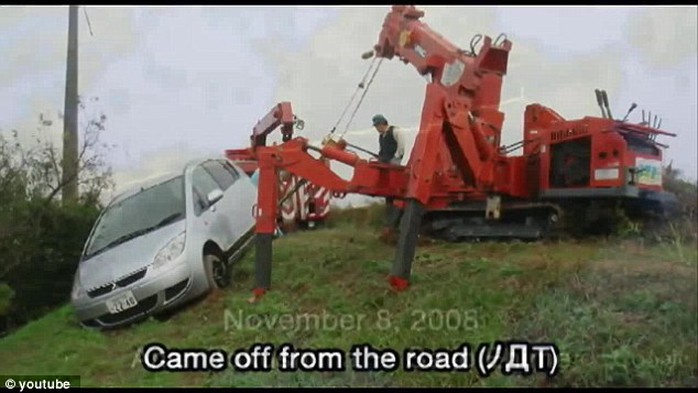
top-left (82, 6), bottom-right (94, 36)
top-left (339, 57), bottom-right (384, 139)
top-left (329, 56), bottom-right (378, 135)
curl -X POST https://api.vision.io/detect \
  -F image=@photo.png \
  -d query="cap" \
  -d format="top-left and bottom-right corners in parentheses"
top-left (372, 114), bottom-right (388, 126)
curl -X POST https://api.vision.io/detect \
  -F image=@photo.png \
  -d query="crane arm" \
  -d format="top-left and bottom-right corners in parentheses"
top-left (371, 5), bottom-right (511, 110)
top-left (251, 101), bottom-right (297, 148)
top-left (366, 5), bottom-right (513, 199)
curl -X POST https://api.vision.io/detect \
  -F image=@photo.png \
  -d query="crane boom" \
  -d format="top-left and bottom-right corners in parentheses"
top-left (367, 5), bottom-right (515, 203)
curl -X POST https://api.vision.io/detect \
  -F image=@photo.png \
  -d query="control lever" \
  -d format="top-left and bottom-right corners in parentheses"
top-left (595, 89), bottom-right (607, 118)
top-left (621, 103), bottom-right (637, 122)
top-left (601, 90), bottom-right (613, 120)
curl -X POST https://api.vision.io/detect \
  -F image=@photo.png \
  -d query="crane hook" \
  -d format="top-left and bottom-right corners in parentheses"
top-left (494, 33), bottom-right (508, 47)
top-left (294, 116), bottom-right (305, 131)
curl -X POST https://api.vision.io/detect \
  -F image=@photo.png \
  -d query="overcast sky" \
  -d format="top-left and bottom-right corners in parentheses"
top-left (1, 5), bottom-right (696, 204)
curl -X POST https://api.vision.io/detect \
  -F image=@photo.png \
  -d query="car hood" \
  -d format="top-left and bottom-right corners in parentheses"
top-left (77, 220), bottom-right (186, 290)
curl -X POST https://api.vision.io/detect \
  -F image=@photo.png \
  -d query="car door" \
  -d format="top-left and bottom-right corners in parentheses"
top-left (201, 159), bottom-right (255, 251)
top-left (190, 163), bottom-right (235, 252)
top-left (221, 159), bottom-right (257, 235)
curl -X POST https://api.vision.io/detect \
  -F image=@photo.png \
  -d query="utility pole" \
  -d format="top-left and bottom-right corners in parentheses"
top-left (62, 5), bottom-right (79, 203)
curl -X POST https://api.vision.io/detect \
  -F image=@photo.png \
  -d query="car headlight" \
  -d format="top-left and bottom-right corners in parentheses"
top-left (71, 273), bottom-right (85, 301)
top-left (152, 231), bottom-right (186, 270)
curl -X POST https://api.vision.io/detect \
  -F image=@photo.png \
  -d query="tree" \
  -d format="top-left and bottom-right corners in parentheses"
top-left (0, 98), bottom-right (113, 334)
top-left (21, 96), bottom-right (114, 205)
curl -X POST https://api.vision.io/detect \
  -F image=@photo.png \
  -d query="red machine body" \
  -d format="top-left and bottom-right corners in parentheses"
top-left (520, 104), bottom-right (674, 202)
top-left (225, 102), bottom-right (332, 231)
top-left (234, 5), bottom-right (676, 299)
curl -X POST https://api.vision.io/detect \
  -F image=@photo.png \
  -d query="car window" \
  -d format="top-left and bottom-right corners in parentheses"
top-left (219, 159), bottom-right (241, 181)
top-left (192, 165), bottom-right (222, 216)
top-left (203, 160), bottom-right (236, 191)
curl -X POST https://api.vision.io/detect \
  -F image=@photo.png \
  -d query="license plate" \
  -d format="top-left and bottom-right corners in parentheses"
top-left (106, 291), bottom-right (138, 314)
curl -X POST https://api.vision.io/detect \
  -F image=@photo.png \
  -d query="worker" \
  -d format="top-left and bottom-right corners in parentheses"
top-left (372, 114), bottom-right (405, 243)
top-left (373, 114), bottom-right (405, 165)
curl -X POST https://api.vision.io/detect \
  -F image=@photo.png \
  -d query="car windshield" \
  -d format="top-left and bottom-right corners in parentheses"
top-left (83, 175), bottom-right (186, 259)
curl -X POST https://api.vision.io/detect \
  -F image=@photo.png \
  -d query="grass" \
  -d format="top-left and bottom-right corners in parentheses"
top-left (0, 204), bottom-right (696, 387)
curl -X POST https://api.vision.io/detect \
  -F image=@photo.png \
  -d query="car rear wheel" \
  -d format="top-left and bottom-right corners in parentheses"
top-left (204, 252), bottom-right (230, 290)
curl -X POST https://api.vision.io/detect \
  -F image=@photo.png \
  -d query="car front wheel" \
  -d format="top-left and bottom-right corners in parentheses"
top-left (203, 252), bottom-right (230, 290)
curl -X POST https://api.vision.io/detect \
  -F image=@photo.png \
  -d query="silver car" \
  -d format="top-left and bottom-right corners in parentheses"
top-left (71, 157), bottom-right (257, 329)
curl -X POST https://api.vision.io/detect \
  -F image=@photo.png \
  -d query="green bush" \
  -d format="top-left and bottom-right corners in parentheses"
top-left (0, 200), bottom-right (100, 334)
top-left (658, 166), bottom-right (698, 244)
top-left (0, 103), bottom-right (111, 335)
top-left (0, 283), bottom-right (14, 317)
top-left (325, 202), bottom-right (386, 230)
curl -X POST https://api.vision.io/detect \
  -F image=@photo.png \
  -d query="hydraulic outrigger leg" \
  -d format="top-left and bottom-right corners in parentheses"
top-left (251, 160), bottom-right (278, 300)
top-left (254, 234), bottom-right (273, 297)
top-left (388, 199), bottom-right (426, 291)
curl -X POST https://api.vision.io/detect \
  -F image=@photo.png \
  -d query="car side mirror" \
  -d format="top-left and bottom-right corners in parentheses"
top-left (207, 189), bottom-right (224, 206)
